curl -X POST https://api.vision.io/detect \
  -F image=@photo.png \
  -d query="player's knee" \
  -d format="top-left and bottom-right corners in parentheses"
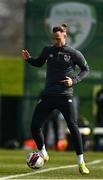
top-left (31, 124), bottom-right (40, 136)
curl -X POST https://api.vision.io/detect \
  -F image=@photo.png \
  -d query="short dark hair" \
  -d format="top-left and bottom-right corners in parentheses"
top-left (52, 23), bottom-right (68, 33)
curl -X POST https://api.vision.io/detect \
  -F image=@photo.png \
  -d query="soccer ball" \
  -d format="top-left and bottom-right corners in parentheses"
top-left (26, 152), bottom-right (44, 169)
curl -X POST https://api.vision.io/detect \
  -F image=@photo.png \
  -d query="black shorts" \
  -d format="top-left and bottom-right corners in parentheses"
top-left (31, 95), bottom-right (77, 129)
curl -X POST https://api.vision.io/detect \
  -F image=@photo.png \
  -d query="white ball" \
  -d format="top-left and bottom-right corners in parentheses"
top-left (26, 152), bottom-right (44, 169)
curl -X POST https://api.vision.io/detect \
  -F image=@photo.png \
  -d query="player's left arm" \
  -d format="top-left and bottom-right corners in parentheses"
top-left (72, 50), bottom-right (90, 85)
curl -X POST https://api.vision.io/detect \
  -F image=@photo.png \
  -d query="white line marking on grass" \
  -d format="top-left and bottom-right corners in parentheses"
top-left (0, 159), bottom-right (103, 180)
top-left (87, 159), bottom-right (103, 165)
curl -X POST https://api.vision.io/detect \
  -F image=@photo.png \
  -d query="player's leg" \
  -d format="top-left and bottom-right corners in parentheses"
top-left (52, 114), bottom-right (59, 150)
top-left (58, 98), bottom-right (90, 174)
top-left (31, 98), bottom-right (52, 161)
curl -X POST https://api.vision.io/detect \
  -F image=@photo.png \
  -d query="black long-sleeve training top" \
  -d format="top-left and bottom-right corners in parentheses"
top-left (27, 45), bottom-right (89, 97)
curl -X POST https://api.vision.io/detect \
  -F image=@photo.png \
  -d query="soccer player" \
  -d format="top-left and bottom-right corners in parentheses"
top-left (22, 23), bottom-right (90, 174)
top-left (95, 85), bottom-right (103, 127)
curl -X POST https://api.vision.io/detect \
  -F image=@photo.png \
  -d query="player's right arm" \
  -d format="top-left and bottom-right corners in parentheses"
top-left (21, 47), bottom-right (48, 67)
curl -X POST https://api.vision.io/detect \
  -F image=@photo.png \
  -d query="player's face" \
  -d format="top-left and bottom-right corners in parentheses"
top-left (52, 31), bottom-right (66, 47)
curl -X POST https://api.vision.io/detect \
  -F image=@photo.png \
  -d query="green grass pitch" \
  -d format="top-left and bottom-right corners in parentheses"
top-left (0, 149), bottom-right (103, 179)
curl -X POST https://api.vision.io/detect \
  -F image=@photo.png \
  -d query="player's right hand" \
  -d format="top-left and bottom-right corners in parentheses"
top-left (21, 49), bottom-right (31, 60)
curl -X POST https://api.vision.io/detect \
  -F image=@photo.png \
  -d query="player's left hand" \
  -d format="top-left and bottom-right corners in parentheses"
top-left (60, 76), bottom-right (73, 87)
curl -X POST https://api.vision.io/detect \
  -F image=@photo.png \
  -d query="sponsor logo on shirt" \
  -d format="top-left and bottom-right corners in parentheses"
top-left (49, 54), bottom-right (53, 58)
top-left (37, 99), bottom-right (42, 104)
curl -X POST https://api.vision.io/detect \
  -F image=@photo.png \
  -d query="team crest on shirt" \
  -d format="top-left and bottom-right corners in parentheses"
top-left (64, 54), bottom-right (71, 62)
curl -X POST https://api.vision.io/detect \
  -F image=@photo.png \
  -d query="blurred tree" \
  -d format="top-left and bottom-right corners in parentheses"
top-left (0, 0), bottom-right (25, 55)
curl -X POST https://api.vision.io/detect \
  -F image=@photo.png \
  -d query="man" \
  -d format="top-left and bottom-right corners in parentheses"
top-left (22, 24), bottom-right (90, 174)
top-left (95, 86), bottom-right (103, 127)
